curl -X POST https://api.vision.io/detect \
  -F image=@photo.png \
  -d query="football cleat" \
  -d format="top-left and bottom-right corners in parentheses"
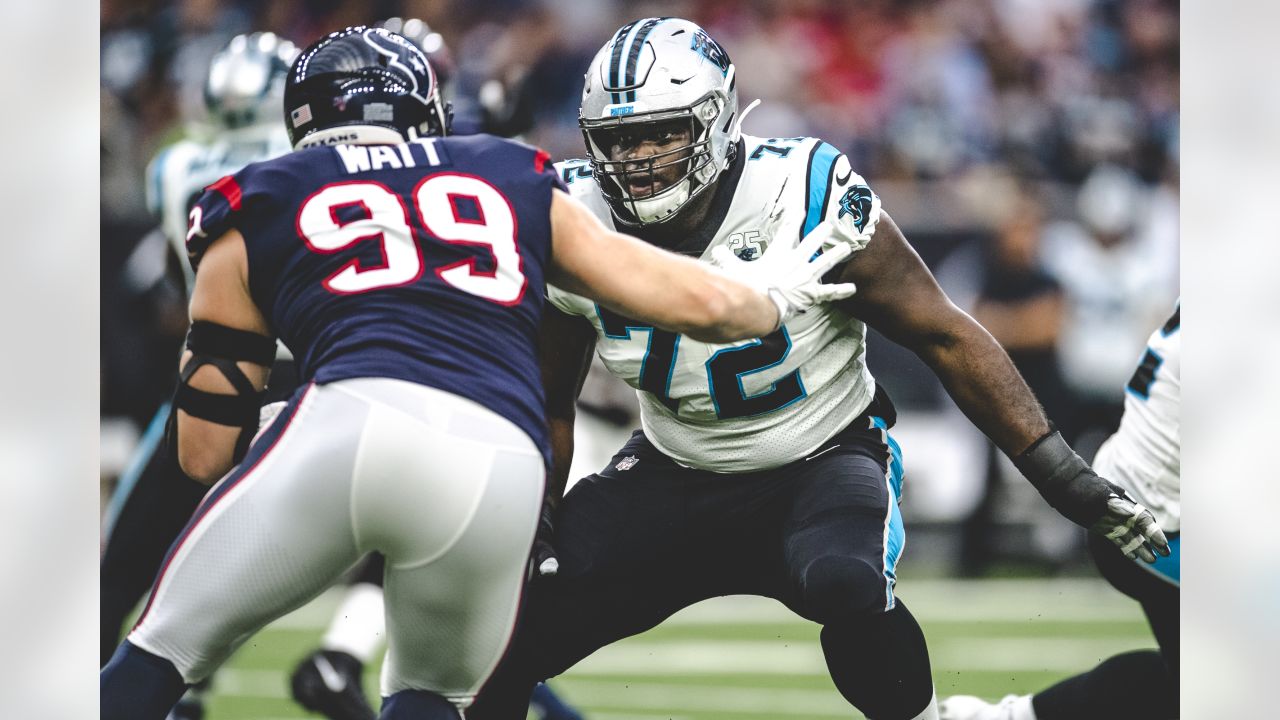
top-left (290, 649), bottom-right (376, 720)
top-left (938, 694), bottom-right (1034, 720)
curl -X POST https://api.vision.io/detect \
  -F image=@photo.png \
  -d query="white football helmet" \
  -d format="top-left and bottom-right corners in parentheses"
top-left (580, 18), bottom-right (741, 226)
top-left (204, 32), bottom-right (298, 131)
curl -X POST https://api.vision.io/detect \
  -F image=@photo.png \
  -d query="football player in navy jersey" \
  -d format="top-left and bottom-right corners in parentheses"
top-left (98, 24), bottom-right (583, 720)
top-left (285, 19), bottom-right (585, 720)
top-left (100, 26), bottom-right (862, 720)
top-left (467, 18), bottom-right (1169, 720)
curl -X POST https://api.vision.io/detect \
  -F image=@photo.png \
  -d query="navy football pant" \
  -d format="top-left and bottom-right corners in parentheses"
top-left (1032, 532), bottom-right (1180, 719)
top-left (471, 417), bottom-right (934, 719)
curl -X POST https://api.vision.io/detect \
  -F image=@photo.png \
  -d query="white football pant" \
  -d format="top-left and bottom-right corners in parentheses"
top-left (128, 378), bottom-right (545, 708)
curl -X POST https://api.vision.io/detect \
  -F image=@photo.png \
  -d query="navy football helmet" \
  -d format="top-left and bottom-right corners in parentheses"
top-left (378, 17), bottom-right (455, 90)
top-left (284, 26), bottom-right (452, 149)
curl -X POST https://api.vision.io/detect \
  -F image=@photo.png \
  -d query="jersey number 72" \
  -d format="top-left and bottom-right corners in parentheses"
top-left (598, 305), bottom-right (805, 420)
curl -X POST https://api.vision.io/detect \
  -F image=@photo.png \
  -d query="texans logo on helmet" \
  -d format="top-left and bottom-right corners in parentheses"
top-left (838, 185), bottom-right (874, 233)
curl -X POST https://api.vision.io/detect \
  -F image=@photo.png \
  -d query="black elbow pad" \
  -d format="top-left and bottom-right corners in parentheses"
top-left (172, 321), bottom-right (276, 463)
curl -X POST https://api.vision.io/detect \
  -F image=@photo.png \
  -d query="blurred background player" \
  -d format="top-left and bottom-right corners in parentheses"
top-left (100, 24), bottom-right (857, 720)
top-left (99, 30), bottom-right (299, 720)
top-left (939, 302), bottom-right (1180, 720)
top-left (469, 18), bottom-right (1165, 720)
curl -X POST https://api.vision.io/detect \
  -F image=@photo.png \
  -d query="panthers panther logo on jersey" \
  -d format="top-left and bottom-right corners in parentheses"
top-left (838, 184), bottom-right (875, 233)
top-left (549, 134), bottom-right (883, 473)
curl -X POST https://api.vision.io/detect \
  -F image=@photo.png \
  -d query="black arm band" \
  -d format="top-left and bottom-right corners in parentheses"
top-left (1012, 429), bottom-right (1119, 528)
top-left (186, 321), bottom-right (276, 366)
top-left (174, 382), bottom-right (265, 427)
top-left (1012, 430), bottom-right (1087, 495)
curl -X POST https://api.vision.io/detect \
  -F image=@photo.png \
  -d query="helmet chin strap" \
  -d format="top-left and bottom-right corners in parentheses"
top-left (629, 178), bottom-right (692, 224)
top-left (294, 124), bottom-right (406, 149)
top-left (732, 99), bottom-right (761, 143)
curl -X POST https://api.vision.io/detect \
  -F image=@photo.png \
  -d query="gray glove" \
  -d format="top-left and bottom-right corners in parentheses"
top-left (1013, 431), bottom-right (1170, 563)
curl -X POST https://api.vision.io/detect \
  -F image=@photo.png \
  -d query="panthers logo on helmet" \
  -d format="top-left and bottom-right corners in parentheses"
top-left (838, 185), bottom-right (875, 233)
top-left (690, 30), bottom-right (731, 75)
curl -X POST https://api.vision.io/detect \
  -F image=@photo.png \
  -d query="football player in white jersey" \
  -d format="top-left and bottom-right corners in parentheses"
top-left (940, 304), bottom-right (1180, 720)
top-left (100, 32), bottom-right (300, 720)
top-left (469, 18), bottom-right (1168, 720)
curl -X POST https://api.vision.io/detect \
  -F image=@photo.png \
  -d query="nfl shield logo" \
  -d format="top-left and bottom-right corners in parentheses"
top-left (615, 455), bottom-right (639, 471)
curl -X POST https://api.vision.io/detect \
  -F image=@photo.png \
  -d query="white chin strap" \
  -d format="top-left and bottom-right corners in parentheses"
top-left (733, 99), bottom-right (761, 141)
top-left (294, 125), bottom-right (406, 149)
top-left (630, 178), bottom-right (691, 223)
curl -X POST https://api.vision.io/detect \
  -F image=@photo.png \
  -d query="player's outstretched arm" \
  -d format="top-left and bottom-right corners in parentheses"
top-left (547, 190), bottom-right (853, 343)
top-left (837, 213), bottom-right (1168, 562)
top-left (177, 229), bottom-right (275, 484)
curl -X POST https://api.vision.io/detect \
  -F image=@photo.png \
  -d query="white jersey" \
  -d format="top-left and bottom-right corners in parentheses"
top-left (549, 135), bottom-right (883, 473)
top-left (1092, 304), bottom-right (1180, 532)
top-left (146, 124), bottom-right (293, 284)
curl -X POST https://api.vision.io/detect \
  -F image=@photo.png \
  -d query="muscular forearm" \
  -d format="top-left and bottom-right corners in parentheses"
top-left (545, 415), bottom-right (576, 508)
top-left (916, 316), bottom-right (1051, 457)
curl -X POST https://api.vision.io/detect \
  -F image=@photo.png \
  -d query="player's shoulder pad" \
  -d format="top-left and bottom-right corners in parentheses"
top-left (551, 158), bottom-right (598, 198)
top-left (444, 133), bottom-right (561, 184)
top-left (800, 136), bottom-right (881, 244)
top-left (739, 134), bottom-right (881, 246)
top-left (545, 282), bottom-right (590, 317)
top-left (184, 156), bottom-right (288, 270)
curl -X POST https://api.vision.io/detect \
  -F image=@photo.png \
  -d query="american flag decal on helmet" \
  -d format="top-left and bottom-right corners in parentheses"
top-left (290, 104), bottom-right (312, 128)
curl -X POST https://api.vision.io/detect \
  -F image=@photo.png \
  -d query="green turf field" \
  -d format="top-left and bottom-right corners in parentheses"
top-left (202, 576), bottom-right (1154, 720)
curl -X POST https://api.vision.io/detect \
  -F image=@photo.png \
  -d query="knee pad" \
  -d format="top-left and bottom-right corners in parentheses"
top-left (800, 554), bottom-right (888, 623)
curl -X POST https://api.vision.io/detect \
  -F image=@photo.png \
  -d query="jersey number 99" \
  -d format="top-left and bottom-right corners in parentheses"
top-left (296, 175), bottom-right (526, 304)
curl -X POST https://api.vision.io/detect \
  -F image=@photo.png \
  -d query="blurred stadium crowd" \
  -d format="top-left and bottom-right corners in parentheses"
top-left (101, 0), bottom-right (1178, 574)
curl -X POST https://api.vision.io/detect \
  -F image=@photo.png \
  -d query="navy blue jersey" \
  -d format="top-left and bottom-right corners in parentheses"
top-left (186, 134), bottom-right (566, 463)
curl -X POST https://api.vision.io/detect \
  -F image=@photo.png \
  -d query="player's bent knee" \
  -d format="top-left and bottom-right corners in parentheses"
top-left (800, 555), bottom-right (889, 623)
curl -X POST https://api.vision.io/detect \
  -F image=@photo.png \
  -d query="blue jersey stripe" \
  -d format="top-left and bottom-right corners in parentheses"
top-left (802, 142), bottom-right (840, 238)
top-left (1142, 534), bottom-right (1180, 585)
top-left (873, 415), bottom-right (906, 610)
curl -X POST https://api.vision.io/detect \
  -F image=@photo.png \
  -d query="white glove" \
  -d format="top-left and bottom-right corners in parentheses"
top-left (710, 219), bottom-right (858, 329)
